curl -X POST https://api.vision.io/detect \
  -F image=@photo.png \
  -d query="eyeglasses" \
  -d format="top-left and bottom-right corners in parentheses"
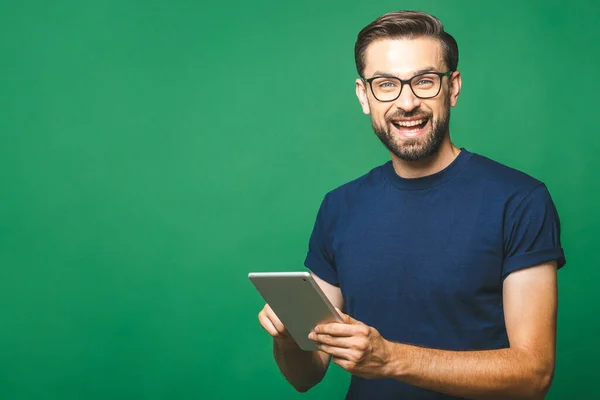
top-left (362, 71), bottom-right (453, 101)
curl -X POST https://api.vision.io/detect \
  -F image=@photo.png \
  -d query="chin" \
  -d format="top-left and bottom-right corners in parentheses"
top-left (390, 135), bottom-right (444, 162)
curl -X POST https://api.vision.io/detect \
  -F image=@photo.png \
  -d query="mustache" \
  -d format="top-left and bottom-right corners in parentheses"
top-left (386, 109), bottom-right (431, 121)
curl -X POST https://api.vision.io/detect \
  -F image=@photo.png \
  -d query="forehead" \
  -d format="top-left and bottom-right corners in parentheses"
top-left (363, 37), bottom-right (445, 77)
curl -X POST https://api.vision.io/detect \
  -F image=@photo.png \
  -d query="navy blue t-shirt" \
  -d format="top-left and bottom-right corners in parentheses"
top-left (304, 149), bottom-right (566, 400)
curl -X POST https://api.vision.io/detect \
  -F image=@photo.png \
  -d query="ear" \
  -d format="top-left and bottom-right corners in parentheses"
top-left (449, 71), bottom-right (462, 108)
top-left (356, 78), bottom-right (371, 114)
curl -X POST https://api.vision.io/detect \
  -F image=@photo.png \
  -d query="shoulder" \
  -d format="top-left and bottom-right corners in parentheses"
top-left (468, 152), bottom-right (543, 190)
top-left (323, 162), bottom-right (388, 207)
top-left (469, 153), bottom-right (544, 195)
top-left (465, 151), bottom-right (555, 213)
top-left (314, 162), bottom-right (388, 227)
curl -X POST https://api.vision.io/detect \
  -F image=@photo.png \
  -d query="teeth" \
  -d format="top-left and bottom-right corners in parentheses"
top-left (395, 119), bottom-right (425, 127)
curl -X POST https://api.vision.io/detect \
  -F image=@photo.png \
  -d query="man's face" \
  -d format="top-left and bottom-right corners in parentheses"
top-left (356, 37), bottom-right (461, 162)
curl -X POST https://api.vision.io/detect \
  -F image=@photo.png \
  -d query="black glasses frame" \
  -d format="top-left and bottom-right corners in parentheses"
top-left (362, 71), bottom-right (453, 101)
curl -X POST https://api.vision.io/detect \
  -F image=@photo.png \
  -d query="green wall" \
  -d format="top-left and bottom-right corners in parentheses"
top-left (1, 0), bottom-right (598, 398)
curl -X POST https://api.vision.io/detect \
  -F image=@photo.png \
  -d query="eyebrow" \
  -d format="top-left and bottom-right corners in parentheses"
top-left (369, 67), bottom-right (437, 78)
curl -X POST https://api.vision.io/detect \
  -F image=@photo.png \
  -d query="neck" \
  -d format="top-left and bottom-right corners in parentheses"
top-left (390, 137), bottom-right (460, 179)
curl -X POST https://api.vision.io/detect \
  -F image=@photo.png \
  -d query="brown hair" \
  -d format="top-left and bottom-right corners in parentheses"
top-left (354, 10), bottom-right (459, 77)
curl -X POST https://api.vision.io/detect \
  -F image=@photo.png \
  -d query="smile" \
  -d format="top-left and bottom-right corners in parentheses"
top-left (391, 118), bottom-right (429, 129)
top-left (390, 118), bottom-right (430, 138)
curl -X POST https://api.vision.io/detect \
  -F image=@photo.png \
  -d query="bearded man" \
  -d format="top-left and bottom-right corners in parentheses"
top-left (258, 10), bottom-right (566, 400)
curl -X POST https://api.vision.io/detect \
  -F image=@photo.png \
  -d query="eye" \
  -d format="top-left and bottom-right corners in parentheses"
top-left (415, 78), bottom-right (434, 86)
top-left (378, 81), bottom-right (398, 88)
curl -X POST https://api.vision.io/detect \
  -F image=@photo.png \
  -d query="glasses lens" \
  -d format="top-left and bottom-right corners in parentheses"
top-left (410, 73), bottom-right (441, 99)
top-left (370, 77), bottom-right (402, 101)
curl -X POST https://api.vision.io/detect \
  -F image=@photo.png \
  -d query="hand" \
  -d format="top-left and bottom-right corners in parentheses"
top-left (308, 309), bottom-right (394, 379)
top-left (258, 303), bottom-right (295, 345)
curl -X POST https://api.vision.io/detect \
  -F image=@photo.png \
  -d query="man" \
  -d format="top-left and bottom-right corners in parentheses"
top-left (258, 10), bottom-right (565, 400)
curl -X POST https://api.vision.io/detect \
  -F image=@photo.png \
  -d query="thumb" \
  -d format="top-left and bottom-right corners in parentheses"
top-left (335, 307), bottom-right (360, 325)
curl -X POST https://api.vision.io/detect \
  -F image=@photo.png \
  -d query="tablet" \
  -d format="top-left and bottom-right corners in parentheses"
top-left (249, 271), bottom-right (342, 351)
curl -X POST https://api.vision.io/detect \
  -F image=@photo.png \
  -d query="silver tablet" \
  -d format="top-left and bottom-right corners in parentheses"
top-left (249, 271), bottom-right (342, 351)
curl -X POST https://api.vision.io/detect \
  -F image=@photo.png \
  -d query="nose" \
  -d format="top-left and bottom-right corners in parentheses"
top-left (393, 83), bottom-right (420, 112)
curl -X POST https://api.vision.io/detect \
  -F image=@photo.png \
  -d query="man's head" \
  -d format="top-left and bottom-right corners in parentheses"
top-left (354, 11), bottom-right (462, 162)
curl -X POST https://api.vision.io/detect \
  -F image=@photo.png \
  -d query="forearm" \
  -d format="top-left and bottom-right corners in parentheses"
top-left (273, 338), bottom-right (328, 392)
top-left (388, 343), bottom-right (553, 400)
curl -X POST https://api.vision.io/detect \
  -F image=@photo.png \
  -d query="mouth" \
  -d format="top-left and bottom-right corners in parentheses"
top-left (390, 117), bottom-right (430, 138)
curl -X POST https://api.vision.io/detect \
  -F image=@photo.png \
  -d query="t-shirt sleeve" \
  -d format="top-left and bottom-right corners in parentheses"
top-left (502, 183), bottom-right (566, 279)
top-left (303, 194), bottom-right (339, 286)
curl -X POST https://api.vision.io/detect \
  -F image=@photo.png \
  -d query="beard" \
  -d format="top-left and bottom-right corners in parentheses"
top-left (371, 100), bottom-right (451, 162)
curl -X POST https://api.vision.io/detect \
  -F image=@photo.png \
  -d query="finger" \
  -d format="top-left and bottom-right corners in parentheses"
top-left (332, 357), bottom-right (357, 373)
top-left (335, 308), bottom-right (360, 325)
top-left (317, 344), bottom-right (362, 361)
top-left (263, 305), bottom-right (288, 335)
top-left (310, 333), bottom-right (358, 349)
top-left (314, 322), bottom-right (369, 337)
top-left (258, 311), bottom-right (281, 337)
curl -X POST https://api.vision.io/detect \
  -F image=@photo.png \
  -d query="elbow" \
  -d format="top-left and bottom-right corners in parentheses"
top-left (526, 360), bottom-right (555, 399)
top-left (288, 374), bottom-right (323, 393)
top-left (292, 380), bottom-right (319, 393)
top-left (534, 371), bottom-right (554, 400)
top-left (293, 384), bottom-right (312, 393)
top-left (290, 372), bottom-right (325, 393)
top-left (510, 346), bottom-right (555, 399)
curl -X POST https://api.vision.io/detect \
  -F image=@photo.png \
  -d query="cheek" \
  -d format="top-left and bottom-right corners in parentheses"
top-left (371, 104), bottom-right (392, 121)
top-left (422, 101), bottom-right (441, 118)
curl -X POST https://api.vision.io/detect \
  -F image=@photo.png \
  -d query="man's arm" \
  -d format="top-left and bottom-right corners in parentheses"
top-left (310, 261), bottom-right (558, 399)
top-left (258, 272), bottom-right (343, 392)
top-left (386, 261), bottom-right (557, 399)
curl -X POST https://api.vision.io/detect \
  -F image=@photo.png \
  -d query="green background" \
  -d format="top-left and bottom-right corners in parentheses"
top-left (1, 0), bottom-right (598, 398)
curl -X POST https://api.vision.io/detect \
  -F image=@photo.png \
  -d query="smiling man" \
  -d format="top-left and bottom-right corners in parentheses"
top-left (258, 10), bottom-right (566, 400)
